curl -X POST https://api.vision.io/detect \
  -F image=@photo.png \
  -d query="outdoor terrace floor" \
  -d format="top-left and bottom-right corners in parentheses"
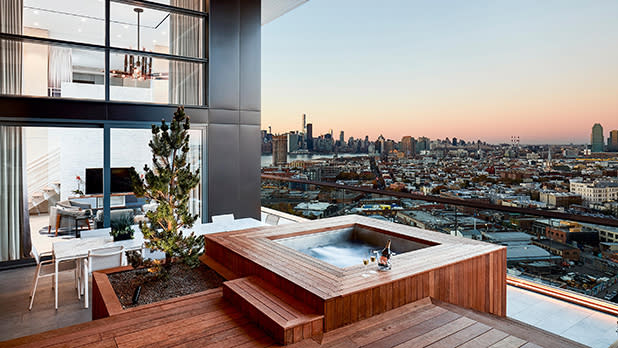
top-left (1, 286), bottom-right (587, 348)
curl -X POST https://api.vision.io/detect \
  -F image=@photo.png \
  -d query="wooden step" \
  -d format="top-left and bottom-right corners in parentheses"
top-left (223, 275), bottom-right (323, 345)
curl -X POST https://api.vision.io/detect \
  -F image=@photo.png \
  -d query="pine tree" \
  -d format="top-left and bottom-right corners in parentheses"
top-left (130, 106), bottom-right (203, 269)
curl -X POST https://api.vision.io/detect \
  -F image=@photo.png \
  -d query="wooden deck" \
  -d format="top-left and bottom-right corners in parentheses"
top-left (0, 289), bottom-right (585, 348)
top-left (205, 215), bottom-right (507, 330)
top-left (224, 276), bottom-right (323, 345)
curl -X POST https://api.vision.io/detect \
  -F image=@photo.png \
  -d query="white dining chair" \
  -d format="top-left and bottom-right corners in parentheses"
top-left (78, 245), bottom-right (124, 310)
top-left (265, 214), bottom-right (280, 226)
top-left (80, 228), bottom-right (113, 240)
top-left (211, 213), bottom-right (235, 223)
top-left (29, 246), bottom-right (80, 310)
top-left (86, 245), bottom-right (124, 273)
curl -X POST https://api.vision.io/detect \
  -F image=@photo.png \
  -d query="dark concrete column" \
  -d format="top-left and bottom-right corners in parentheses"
top-left (207, 0), bottom-right (261, 220)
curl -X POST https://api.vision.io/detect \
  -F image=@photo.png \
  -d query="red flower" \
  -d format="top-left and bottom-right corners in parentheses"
top-left (76, 176), bottom-right (81, 181)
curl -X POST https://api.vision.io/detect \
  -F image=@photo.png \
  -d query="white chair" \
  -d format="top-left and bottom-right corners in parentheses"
top-left (29, 246), bottom-right (79, 310)
top-left (78, 246), bottom-right (124, 310)
top-left (80, 228), bottom-right (113, 240)
top-left (86, 245), bottom-right (124, 273)
top-left (212, 213), bottom-right (234, 223)
top-left (265, 214), bottom-right (280, 226)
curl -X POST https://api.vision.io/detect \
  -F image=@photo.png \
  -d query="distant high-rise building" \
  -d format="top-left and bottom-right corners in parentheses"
top-left (302, 114), bottom-right (306, 133)
top-left (376, 135), bottom-right (385, 153)
top-left (288, 132), bottom-right (300, 152)
top-left (591, 123), bottom-right (604, 153)
top-left (609, 130), bottom-right (618, 152)
top-left (401, 136), bottom-right (415, 157)
top-left (272, 135), bottom-right (287, 166)
top-left (306, 123), bottom-right (313, 151)
top-left (268, 126), bottom-right (272, 134)
top-left (339, 131), bottom-right (344, 144)
top-left (416, 137), bottom-right (430, 153)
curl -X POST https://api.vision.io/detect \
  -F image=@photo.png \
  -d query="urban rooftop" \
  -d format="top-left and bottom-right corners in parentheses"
top-left (1, 1), bottom-right (618, 348)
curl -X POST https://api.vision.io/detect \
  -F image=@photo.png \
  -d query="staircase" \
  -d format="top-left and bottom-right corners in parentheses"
top-left (27, 148), bottom-right (61, 215)
top-left (223, 276), bottom-right (324, 345)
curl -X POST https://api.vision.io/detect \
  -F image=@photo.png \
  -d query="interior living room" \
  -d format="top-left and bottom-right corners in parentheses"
top-left (1, 1), bottom-right (617, 348)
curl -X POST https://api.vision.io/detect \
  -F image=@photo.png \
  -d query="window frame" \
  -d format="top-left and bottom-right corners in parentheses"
top-left (0, 0), bottom-right (208, 107)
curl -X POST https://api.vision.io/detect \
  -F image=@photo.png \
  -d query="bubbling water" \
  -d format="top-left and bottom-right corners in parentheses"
top-left (299, 241), bottom-right (380, 268)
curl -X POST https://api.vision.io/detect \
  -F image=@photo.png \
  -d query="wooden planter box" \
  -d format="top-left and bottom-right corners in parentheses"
top-left (92, 266), bottom-right (133, 320)
top-left (92, 266), bottom-right (213, 320)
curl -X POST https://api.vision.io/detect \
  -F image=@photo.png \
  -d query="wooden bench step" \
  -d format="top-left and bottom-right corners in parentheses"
top-left (223, 276), bottom-right (324, 345)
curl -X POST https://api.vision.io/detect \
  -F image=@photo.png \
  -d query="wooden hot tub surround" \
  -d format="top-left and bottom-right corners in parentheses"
top-left (205, 215), bottom-right (507, 332)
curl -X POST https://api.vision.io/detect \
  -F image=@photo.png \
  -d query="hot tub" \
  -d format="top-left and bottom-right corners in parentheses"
top-left (275, 226), bottom-right (431, 268)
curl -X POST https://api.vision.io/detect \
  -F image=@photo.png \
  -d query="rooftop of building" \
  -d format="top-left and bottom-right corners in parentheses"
top-left (534, 238), bottom-right (580, 251)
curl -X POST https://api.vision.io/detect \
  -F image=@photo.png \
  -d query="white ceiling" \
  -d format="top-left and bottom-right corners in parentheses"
top-left (21, 0), bottom-right (307, 69)
top-left (262, 0), bottom-right (308, 25)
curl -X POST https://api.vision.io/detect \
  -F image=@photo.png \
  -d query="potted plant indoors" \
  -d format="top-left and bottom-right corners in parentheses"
top-left (109, 215), bottom-right (134, 241)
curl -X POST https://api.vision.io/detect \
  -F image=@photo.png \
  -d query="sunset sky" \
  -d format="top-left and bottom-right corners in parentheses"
top-left (261, 0), bottom-right (618, 144)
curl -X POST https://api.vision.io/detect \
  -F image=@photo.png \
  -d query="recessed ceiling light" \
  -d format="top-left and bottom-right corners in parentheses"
top-left (33, 10), bottom-right (39, 15)
top-left (33, 22), bottom-right (39, 26)
top-left (116, 34), bottom-right (122, 38)
top-left (81, 18), bottom-right (87, 22)
top-left (161, 31), bottom-right (166, 35)
top-left (152, 39), bottom-right (157, 43)
top-left (124, 25), bottom-right (129, 29)
top-left (78, 28), bottom-right (82, 32)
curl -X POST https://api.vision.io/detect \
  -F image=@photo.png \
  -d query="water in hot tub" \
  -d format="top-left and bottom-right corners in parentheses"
top-left (298, 240), bottom-right (381, 268)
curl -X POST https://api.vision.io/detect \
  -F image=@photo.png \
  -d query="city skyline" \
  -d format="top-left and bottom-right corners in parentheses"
top-left (262, 0), bottom-right (618, 144)
top-left (264, 115), bottom-right (618, 146)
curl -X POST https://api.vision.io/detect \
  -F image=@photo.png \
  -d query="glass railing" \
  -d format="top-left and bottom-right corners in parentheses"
top-left (261, 173), bottom-right (618, 315)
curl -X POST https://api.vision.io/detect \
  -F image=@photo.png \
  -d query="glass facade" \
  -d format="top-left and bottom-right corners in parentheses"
top-left (110, 128), bottom-right (203, 222)
top-left (109, 52), bottom-right (203, 105)
top-left (0, 1), bottom-right (208, 260)
top-left (22, 0), bottom-right (105, 45)
top-left (0, 0), bottom-right (206, 105)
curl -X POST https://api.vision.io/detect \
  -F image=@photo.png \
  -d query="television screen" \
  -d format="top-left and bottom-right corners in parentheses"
top-left (85, 168), bottom-right (133, 194)
top-left (111, 168), bottom-right (132, 193)
top-left (85, 168), bottom-right (102, 194)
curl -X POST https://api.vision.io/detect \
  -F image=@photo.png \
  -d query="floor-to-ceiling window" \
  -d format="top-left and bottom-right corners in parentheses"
top-left (0, 0), bottom-right (206, 104)
top-left (0, 0), bottom-right (207, 261)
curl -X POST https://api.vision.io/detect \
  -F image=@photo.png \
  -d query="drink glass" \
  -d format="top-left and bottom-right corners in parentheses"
top-left (369, 251), bottom-right (377, 274)
top-left (362, 258), bottom-right (370, 277)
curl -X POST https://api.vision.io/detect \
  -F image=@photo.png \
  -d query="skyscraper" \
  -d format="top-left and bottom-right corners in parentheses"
top-left (287, 132), bottom-right (300, 152)
top-left (401, 136), bottom-right (415, 157)
top-left (302, 114), bottom-right (306, 133)
top-left (339, 131), bottom-right (344, 144)
top-left (306, 123), bottom-right (313, 151)
top-left (272, 135), bottom-right (288, 166)
top-left (609, 129), bottom-right (618, 152)
top-left (591, 123), bottom-right (604, 153)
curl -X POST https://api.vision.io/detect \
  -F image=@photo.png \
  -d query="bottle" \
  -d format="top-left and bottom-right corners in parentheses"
top-left (378, 239), bottom-right (392, 271)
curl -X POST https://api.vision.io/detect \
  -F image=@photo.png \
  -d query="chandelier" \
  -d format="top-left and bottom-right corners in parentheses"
top-left (110, 8), bottom-right (163, 80)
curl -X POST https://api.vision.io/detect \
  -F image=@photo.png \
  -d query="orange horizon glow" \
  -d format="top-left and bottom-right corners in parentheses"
top-left (261, 1), bottom-right (618, 145)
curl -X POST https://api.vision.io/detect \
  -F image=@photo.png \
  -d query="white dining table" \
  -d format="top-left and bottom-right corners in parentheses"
top-left (52, 230), bottom-right (144, 309)
top-left (50, 219), bottom-right (264, 309)
top-left (190, 217), bottom-right (266, 236)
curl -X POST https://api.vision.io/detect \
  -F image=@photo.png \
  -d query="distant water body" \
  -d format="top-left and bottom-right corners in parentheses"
top-left (261, 153), bottom-right (368, 167)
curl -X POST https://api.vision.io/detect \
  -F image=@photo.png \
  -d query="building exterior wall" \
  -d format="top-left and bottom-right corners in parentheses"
top-left (1, 0), bottom-right (264, 226)
top-left (272, 135), bottom-right (287, 166)
top-left (570, 181), bottom-right (618, 203)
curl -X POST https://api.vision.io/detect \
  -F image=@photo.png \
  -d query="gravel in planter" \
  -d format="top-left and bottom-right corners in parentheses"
top-left (108, 263), bottom-right (225, 309)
